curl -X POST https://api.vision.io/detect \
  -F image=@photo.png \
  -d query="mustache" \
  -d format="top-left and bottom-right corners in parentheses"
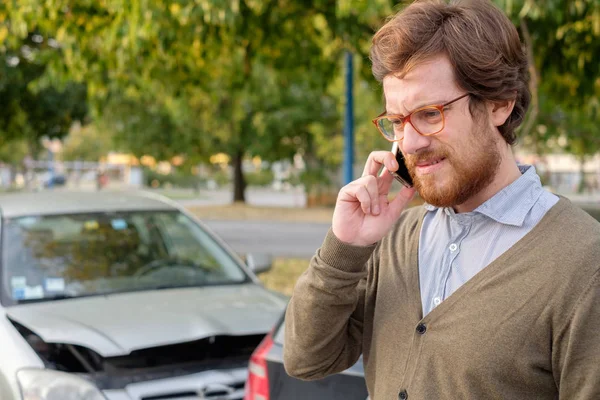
top-left (405, 149), bottom-right (451, 167)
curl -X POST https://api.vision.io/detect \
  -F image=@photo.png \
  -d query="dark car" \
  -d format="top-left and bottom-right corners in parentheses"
top-left (44, 174), bottom-right (67, 187)
top-left (244, 310), bottom-right (368, 400)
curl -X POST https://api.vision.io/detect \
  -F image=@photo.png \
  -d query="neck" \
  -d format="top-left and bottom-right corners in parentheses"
top-left (454, 145), bottom-right (521, 213)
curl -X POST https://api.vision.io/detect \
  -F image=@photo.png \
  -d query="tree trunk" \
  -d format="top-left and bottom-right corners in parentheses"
top-left (228, 42), bottom-right (253, 204)
top-left (232, 149), bottom-right (246, 203)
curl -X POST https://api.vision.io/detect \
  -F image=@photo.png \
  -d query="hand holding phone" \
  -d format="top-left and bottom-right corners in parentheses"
top-left (388, 142), bottom-right (413, 188)
top-left (331, 148), bottom-right (416, 246)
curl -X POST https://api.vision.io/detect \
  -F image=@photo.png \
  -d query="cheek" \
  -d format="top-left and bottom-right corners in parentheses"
top-left (442, 119), bottom-right (480, 154)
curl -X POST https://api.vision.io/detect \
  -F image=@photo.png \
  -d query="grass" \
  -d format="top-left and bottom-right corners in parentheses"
top-left (259, 258), bottom-right (310, 296)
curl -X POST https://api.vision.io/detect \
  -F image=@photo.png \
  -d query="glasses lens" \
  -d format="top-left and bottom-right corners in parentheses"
top-left (378, 118), bottom-right (403, 141)
top-left (412, 107), bottom-right (443, 135)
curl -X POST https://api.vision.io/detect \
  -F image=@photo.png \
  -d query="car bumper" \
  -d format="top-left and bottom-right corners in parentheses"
top-left (102, 367), bottom-right (247, 400)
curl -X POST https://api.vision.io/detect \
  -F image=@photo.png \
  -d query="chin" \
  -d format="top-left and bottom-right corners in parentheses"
top-left (415, 177), bottom-right (461, 208)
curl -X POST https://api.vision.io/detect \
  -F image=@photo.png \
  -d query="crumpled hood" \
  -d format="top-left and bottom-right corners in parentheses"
top-left (6, 283), bottom-right (286, 357)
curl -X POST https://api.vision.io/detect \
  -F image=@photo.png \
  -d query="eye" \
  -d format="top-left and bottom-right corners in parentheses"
top-left (423, 110), bottom-right (441, 119)
top-left (416, 109), bottom-right (442, 123)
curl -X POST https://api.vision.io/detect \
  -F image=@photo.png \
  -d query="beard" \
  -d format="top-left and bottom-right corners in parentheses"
top-left (405, 124), bottom-right (502, 208)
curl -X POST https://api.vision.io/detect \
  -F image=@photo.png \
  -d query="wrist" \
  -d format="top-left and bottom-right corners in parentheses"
top-left (319, 228), bottom-right (377, 273)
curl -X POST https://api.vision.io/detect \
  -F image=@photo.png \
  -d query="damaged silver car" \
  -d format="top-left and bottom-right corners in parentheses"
top-left (0, 191), bottom-right (286, 400)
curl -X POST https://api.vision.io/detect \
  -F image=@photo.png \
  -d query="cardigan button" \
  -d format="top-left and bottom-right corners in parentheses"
top-left (416, 323), bottom-right (427, 334)
top-left (398, 390), bottom-right (408, 399)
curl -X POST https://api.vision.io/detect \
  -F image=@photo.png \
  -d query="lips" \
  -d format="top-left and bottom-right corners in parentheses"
top-left (416, 157), bottom-right (446, 167)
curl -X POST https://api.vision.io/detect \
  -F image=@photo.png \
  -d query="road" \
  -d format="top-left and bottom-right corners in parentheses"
top-left (173, 187), bottom-right (307, 208)
top-left (203, 220), bottom-right (330, 258)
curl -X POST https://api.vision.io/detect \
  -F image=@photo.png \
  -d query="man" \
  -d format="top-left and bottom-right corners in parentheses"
top-left (283, 1), bottom-right (600, 399)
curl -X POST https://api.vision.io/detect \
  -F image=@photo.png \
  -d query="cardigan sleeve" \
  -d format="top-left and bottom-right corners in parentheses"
top-left (283, 228), bottom-right (376, 380)
top-left (553, 268), bottom-right (600, 399)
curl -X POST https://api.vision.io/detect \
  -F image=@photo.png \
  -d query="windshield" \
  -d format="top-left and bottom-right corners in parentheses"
top-left (1, 210), bottom-right (249, 305)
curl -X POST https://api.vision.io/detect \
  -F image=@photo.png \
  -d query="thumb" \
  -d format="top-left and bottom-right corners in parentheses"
top-left (387, 187), bottom-right (417, 219)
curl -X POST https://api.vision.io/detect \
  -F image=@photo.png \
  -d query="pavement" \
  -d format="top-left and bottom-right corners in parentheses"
top-left (162, 187), bottom-right (308, 208)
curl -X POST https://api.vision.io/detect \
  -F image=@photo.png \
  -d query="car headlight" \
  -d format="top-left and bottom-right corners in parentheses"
top-left (17, 368), bottom-right (106, 400)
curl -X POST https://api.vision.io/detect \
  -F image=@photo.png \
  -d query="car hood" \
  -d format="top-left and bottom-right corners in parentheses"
top-left (6, 283), bottom-right (286, 357)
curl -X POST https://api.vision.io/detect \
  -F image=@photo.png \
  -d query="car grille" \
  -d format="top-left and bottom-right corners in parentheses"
top-left (139, 380), bottom-right (245, 400)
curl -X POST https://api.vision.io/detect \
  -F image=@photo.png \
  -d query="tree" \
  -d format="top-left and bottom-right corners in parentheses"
top-left (0, 28), bottom-right (88, 160)
top-left (495, 0), bottom-right (600, 152)
top-left (3, 0), bottom-right (396, 202)
top-left (8, 0), bottom-right (599, 202)
top-left (61, 123), bottom-right (113, 162)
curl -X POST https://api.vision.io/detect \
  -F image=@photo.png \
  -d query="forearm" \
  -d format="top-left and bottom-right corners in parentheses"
top-left (283, 229), bottom-right (376, 380)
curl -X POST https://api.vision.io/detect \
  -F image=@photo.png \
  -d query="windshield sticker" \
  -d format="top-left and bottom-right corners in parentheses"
top-left (10, 276), bottom-right (27, 289)
top-left (111, 219), bottom-right (128, 230)
top-left (84, 220), bottom-right (99, 230)
top-left (17, 217), bottom-right (39, 227)
top-left (44, 277), bottom-right (65, 292)
top-left (24, 285), bottom-right (44, 299)
top-left (12, 288), bottom-right (25, 300)
top-left (13, 285), bottom-right (44, 300)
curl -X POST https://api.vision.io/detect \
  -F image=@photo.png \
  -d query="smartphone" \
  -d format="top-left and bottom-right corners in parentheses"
top-left (389, 142), bottom-right (413, 188)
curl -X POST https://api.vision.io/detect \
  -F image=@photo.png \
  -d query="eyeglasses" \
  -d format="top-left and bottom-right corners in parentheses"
top-left (372, 93), bottom-right (470, 142)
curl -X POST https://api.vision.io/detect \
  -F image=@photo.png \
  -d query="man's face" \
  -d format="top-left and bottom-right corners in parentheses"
top-left (383, 55), bottom-right (501, 208)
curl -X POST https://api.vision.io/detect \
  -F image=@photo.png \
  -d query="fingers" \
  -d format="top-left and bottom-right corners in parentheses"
top-left (339, 149), bottom-right (411, 217)
top-left (362, 151), bottom-right (399, 178)
top-left (387, 186), bottom-right (417, 217)
top-left (377, 164), bottom-right (395, 194)
top-left (339, 175), bottom-right (381, 215)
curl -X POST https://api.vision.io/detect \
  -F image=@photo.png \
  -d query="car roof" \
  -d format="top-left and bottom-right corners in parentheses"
top-left (0, 190), bottom-right (177, 218)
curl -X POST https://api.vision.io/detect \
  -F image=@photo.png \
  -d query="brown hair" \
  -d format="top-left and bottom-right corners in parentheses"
top-left (370, 0), bottom-right (529, 145)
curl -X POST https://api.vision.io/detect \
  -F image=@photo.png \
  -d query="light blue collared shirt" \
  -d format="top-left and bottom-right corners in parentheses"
top-left (418, 165), bottom-right (559, 316)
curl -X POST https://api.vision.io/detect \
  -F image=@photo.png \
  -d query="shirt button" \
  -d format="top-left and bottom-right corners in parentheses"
top-left (449, 243), bottom-right (458, 252)
top-left (398, 390), bottom-right (408, 399)
top-left (433, 297), bottom-right (442, 306)
top-left (416, 323), bottom-right (427, 334)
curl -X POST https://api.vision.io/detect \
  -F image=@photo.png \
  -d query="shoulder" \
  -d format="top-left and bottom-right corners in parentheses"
top-left (545, 197), bottom-right (600, 244)
top-left (537, 197), bottom-right (600, 291)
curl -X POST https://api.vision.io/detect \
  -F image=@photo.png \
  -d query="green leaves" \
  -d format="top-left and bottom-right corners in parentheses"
top-left (2, 0), bottom-right (600, 199)
top-left (0, 27), bottom-right (89, 158)
top-left (494, 0), bottom-right (600, 159)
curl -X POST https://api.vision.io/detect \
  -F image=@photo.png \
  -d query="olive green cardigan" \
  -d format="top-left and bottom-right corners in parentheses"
top-left (284, 198), bottom-right (600, 399)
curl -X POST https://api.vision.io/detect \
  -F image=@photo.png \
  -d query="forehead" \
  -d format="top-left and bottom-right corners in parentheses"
top-left (382, 55), bottom-right (459, 113)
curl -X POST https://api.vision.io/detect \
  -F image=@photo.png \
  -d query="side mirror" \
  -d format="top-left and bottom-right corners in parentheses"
top-left (246, 253), bottom-right (273, 275)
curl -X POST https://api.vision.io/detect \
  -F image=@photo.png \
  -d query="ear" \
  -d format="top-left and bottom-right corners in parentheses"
top-left (487, 98), bottom-right (516, 127)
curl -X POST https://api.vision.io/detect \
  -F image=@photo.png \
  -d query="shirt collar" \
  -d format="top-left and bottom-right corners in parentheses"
top-left (423, 165), bottom-right (544, 227)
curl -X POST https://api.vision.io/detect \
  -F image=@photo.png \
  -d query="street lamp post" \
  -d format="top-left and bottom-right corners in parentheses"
top-left (343, 50), bottom-right (354, 185)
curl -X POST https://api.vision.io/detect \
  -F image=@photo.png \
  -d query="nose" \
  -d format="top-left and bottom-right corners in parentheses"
top-left (400, 122), bottom-right (431, 155)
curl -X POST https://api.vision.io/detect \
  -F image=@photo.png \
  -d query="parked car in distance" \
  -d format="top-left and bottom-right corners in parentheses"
top-left (245, 310), bottom-right (368, 400)
top-left (44, 174), bottom-right (67, 188)
top-left (0, 190), bottom-right (286, 400)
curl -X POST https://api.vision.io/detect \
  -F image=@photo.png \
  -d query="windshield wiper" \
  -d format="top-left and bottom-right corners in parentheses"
top-left (102, 283), bottom-right (206, 296)
top-left (134, 257), bottom-right (215, 278)
top-left (16, 293), bottom-right (100, 305)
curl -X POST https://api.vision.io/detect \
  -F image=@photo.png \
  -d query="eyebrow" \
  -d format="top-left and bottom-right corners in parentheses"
top-left (386, 99), bottom-right (446, 116)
